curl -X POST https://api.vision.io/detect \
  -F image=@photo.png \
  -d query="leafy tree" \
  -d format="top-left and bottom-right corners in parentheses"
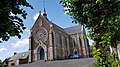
top-left (61, 0), bottom-right (120, 67)
top-left (3, 57), bottom-right (10, 66)
top-left (0, 0), bottom-right (33, 43)
top-left (0, 60), bottom-right (3, 67)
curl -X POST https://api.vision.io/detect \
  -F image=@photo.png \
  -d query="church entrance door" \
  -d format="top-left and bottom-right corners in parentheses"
top-left (40, 48), bottom-right (45, 60)
top-left (35, 43), bottom-right (47, 61)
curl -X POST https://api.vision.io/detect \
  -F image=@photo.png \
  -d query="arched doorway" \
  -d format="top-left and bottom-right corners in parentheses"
top-left (74, 49), bottom-right (78, 55)
top-left (40, 48), bottom-right (44, 60)
top-left (37, 47), bottom-right (45, 60)
top-left (34, 42), bottom-right (47, 61)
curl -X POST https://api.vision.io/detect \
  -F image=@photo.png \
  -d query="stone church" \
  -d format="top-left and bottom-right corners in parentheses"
top-left (28, 11), bottom-right (90, 62)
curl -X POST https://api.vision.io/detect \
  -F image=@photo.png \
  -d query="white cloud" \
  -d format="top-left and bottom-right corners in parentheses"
top-left (9, 12), bottom-right (15, 16)
top-left (7, 52), bottom-right (10, 55)
top-left (11, 38), bottom-right (29, 48)
top-left (0, 46), bottom-right (7, 52)
top-left (23, 29), bottom-right (31, 37)
top-left (24, 29), bottom-right (30, 36)
top-left (64, 7), bottom-right (70, 14)
top-left (24, 29), bottom-right (30, 32)
top-left (33, 12), bottom-right (40, 21)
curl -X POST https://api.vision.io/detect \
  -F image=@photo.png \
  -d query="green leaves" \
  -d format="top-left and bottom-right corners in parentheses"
top-left (61, 0), bottom-right (120, 67)
top-left (61, 0), bottom-right (120, 47)
top-left (0, 0), bottom-right (33, 43)
top-left (95, 0), bottom-right (102, 4)
top-left (92, 47), bottom-right (101, 58)
top-left (0, 59), bottom-right (3, 67)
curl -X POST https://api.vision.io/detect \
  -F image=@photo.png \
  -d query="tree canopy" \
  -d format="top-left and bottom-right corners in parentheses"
top-left (0, 0), bottom-right (33, 43)
top-left (61, 0), bottom-right (120, 66)
top-left (0, 60), bottom-right (3, 67)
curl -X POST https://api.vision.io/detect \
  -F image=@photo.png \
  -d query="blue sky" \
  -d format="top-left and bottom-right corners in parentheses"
top-left (0, 0), bottom-right (93, 61)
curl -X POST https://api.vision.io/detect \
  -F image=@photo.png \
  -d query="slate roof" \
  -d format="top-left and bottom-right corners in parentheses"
top-left (9, 51), bottom-right (29, 61)
top-left (64, 25), bottom-right (82, 35)
top-left (51, 22), bottom-right (64, 31)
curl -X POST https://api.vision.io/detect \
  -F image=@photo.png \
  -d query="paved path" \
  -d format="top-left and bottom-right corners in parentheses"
top-left (9, 58), bottom-right (97, 67)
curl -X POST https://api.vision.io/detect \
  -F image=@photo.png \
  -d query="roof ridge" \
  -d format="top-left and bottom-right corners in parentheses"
top-left (64, 25), bottom-right (80, 29)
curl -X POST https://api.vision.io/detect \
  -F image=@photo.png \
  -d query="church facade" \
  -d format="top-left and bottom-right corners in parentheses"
top-left (28, 12), bottom-right (90, 62)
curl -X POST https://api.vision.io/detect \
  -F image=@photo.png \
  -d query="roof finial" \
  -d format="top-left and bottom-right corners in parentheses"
top-left (43, 0), bottom-right (47, 17)
top-left (43, 1), bottom-right (46, 14)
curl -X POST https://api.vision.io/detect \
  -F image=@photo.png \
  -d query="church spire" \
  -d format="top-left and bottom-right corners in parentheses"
top-left (43, 1), bottom-right (47, 18)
